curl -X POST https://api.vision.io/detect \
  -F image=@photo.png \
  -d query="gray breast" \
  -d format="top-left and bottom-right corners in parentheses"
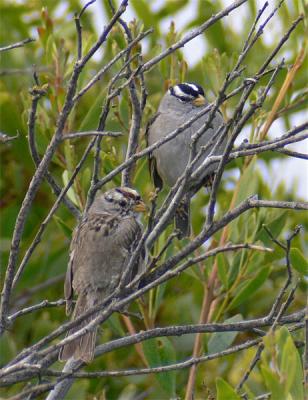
top-left (148, 100), bottom-right (225, 188)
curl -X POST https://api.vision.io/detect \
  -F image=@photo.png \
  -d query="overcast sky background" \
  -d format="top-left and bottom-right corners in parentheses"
top-left (77, 0), bottom-right (307, 200)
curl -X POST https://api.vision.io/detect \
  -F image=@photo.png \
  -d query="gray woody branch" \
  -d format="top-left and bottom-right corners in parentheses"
top-left (0, 38), bottom-right (35, 52)
top-left (1, 309), bottom-right (303, 386)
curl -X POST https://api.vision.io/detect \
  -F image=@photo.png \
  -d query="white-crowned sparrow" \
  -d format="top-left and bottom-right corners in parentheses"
top-left (146, 82), bottom-right (226, 236)
top-left (59, 187), bottom-right (146, 363)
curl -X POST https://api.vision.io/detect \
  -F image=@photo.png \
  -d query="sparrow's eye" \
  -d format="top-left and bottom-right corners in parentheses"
top-left (119, 200), bottom-right (127, 207)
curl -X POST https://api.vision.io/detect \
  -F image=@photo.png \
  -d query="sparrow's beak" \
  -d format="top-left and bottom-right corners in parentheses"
top-left (133, 200), bottom-right (147, 213)
top-left (193, 94), bottom-right (206, 107)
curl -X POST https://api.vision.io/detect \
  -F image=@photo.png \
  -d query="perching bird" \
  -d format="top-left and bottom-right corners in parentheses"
top-left (59, 187), bottom-right (146, 363)
top-left (146, 82), bottom-right (227, 237)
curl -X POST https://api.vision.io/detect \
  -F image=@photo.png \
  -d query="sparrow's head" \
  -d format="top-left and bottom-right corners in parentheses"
top-left (166, 82), bottom-right (206, 107)
top-left (90, 187), bottom-right (146, 216)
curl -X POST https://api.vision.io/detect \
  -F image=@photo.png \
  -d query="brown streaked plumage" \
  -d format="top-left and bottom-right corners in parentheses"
top-left (59, 187), bottom-right (146, 363)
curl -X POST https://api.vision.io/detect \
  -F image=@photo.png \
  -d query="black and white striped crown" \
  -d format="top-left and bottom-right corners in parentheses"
top-left (169, 82), bottom-right (204, 102)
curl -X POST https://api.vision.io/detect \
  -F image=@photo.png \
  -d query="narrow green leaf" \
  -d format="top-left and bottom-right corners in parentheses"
top-left (228, 252), bottom-right (242, 287)
top-left (290, 247), bottom-right (308, 275)
top-left (143, 337), bottom-right (176, 397)
top-left (208, 314), bottom-right (242, 354)
top-left (246, 249), bottom-right (265, 275)
top-left (216, 377), bottom-right (241, 400)
top-left (81, 167), bottom-right (91, 195)
top-left (217, 253), bottom-right (228, 289)
top-left (77, 89), bottom-right (107, 131)
top-left (281, 336), bottom-right (297, 393)
top-left (62, 170), bottom-right (79, 206)
top-left (52, 215), bottom-right (72, 239)
top-left (280, 327), bottom-right (304, 400)
top-left (184, 264), bottom-right (205, 282)
top-left (261, 365), bottom-right (286, 400)
top-left (63, 140), bottom-right (76, 173)
top-left (118, 384), bottom-right (137, 400)
top-left (235, 160), bottom-right (258, 206)
top-left (157, 0), bottom-right (188, 19)
top-left (227, 266), bottom-right (270, 310)
top-left (106, 313), bottom-right (125, 336)
top-left (130, 0), bottom-right (158, 32)
top-left (256, 211), bottom-right (288, 247)
top-left (153, 282), bottom-right (166, 319)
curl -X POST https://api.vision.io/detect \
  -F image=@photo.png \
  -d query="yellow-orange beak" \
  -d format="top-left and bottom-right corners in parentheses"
top-left (193, 94), bottom-right (206, 107)
top-left (133, 200), bottom-right (147, 213)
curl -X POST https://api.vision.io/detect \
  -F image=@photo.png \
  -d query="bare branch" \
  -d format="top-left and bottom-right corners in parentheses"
top-left (61, 131), bottom-right (123, 140)
top-left (274, 148), bottom-right (308, 160)
top-left (0, 38), bottom-right (35, 52)
top-left (27, 85), bottom-right (81, 219)
top-left (8, 299), bottom-right (66, 323)
top-left (0, 131), bottom-right (19, 143)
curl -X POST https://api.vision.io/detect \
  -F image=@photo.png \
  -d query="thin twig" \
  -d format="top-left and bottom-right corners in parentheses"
top-left (8, 300), bottom-right (66, 323)
top-left (61, 131), bottom-right (123, 140)
top-left (0, 38), bottom-right (35, 52)
top-left (27, 85), bottom-right (81, 219)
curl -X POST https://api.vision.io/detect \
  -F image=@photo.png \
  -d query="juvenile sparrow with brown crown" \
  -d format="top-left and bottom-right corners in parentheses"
top-left (59, 187), bottom-right (146, 363)
top-left (146, 82), bottom-right (227, 237)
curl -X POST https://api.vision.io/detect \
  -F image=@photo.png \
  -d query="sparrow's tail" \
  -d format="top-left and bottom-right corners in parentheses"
top-left (59, 294), bottom-right (98, 363)
top-left (175, 194), bottom-right (191, 238)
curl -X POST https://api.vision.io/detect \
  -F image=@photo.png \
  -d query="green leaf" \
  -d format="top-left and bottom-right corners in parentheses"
top-left (261, 327), bottom-right (304, 400)
top-left (118, 384), bottom-right (137, 400)
top-left (246, 249), bottom-right (265, 275)
top-left (45, 34), bottom-right (55, 64)
top-left (279, 327), bottom-right (304, 400)
top-left (106, 313), bottom-right (125, 336)
top-left (217, 253), bottom-right (228, 289)
top-left (130, 0), bottom-right (158, 33)
top-left (216, 377), bottom-right (241, 400)
top-left (184, 263), bottom-right (205, 282)
top-left (281, 336), bottom-right (297, 393)
top-left (227, 252), bottom-right (242, 287)
top-left (156, 0), bottom-right (188, 19)
top-left (208, 314), bottom-right (242, 354)
top-left (227, 266), bottom-right (270, 310)
top-left (77, 89), bottom-right (107, 131)
top-left (66, 379), bottom-right (89, 400)
top-left (81, 167), bottom-right (91, 195)
top-left (261, 365), bottom-right (286, 400)
top-left (235, 160), bottom-right (258, 206)
top-left (153, 282), bottom-right (166, 319)
top-left (290, 247), bottom-right (308, 275)
top-left (143, 337), bottom-right (176, 397)
top-left (63, 140), bottom-right (76, 173)
top-left (52, 215), bottom-right (72, 239)
top-left (62, 170), bottom-right (79, 206)
top-left (256, 211), bottom-right (288, 247)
